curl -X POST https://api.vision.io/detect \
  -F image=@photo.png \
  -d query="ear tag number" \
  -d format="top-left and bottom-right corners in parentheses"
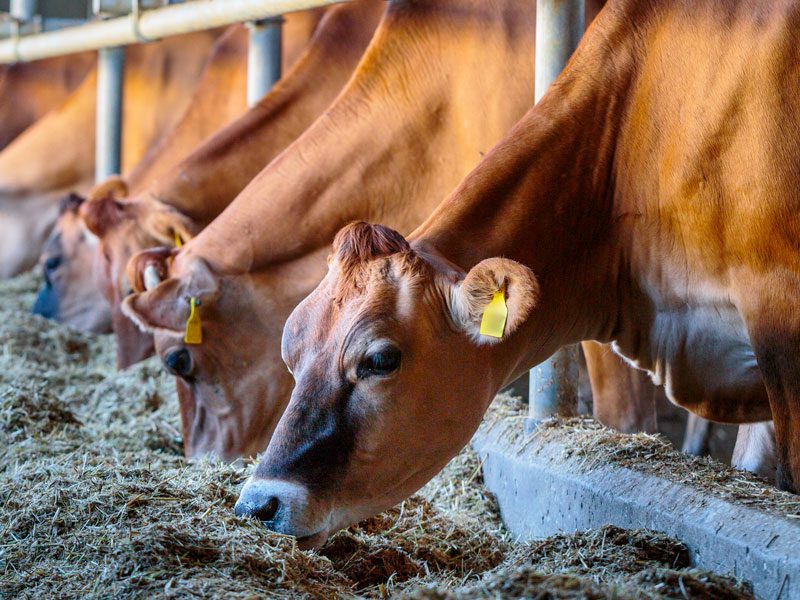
top-left (184, 297), bottom-right (203, 345)
top-left (479, 285), bottom-right (507, 339)
top-left (174, 231), bottom-right (183, 248)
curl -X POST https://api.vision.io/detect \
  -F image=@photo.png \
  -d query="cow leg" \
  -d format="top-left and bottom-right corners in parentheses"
top-left (582, 341), bottom-right (658, 433)
top-left (737, 283), bottom-right (800, 493)
top-left (681, 414), bottom-right (713, 456)
top-left (732, 422), bottom-right (777, 482)
top-left (747, 340), bottom-right (800, 492)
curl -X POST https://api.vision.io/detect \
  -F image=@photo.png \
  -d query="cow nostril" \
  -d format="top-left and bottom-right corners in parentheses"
top-left (164, 348), bottom-right (192, 378)
top-left (253, 496), bottom-right (280, 522)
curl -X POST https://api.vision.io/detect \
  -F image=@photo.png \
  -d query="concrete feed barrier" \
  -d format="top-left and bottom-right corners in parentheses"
top-left (472, 416), bottom-right (800, 600)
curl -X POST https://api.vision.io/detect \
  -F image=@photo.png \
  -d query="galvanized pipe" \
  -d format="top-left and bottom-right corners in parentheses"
top-left (529, 0), bottom-right (585, 419)
top-left (0, 0), bottom-right (347, 64)
top-left (95, 46), bottom-right (125, 182)
top-left (534, 0), bottom-right (585, 102)
top-left (247, 17), bottom-right (282, 107)
top-left (528, 345), bottom-right (580, 420)
top-left (10, 0), bottom-right (37, 22)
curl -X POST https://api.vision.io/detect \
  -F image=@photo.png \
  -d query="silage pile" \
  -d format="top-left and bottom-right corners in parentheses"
top-left (0, 271), bottom-right (753, 598)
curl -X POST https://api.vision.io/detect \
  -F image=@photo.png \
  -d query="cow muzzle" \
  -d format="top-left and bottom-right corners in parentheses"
top-left (32, 281), bottom-right (59, 320)
top-left (234, 478), bottom-right (329, 548)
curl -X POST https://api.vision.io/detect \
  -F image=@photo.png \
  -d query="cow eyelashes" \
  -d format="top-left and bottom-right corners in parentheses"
top-left (356, 346), bottom-right (402, 379)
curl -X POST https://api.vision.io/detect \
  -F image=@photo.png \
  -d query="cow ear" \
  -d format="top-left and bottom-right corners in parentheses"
top-left (121, 277), bottom-right (186, 337)
top-left (58, 192), bottom-right (86, 216)
top-left (142, 200), bottom-right (200, 248)
top-left (121, 257), bottom-right (219, 336)
top-left (450, 257), bottom-right (539, 345)
top-left (128, 246), bottom-right (176, 293)
top-left (79, 176), bottom-right (130, 237)
top-left (93, 175), bottom-right (129, 200)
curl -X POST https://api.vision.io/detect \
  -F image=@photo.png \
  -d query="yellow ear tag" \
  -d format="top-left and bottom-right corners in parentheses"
top-left (479, 285), bottom-right (508, 339)
top-left (174, 231), bottom-right (183, 248)
top-left (184, 297), bottom-right (203, 345)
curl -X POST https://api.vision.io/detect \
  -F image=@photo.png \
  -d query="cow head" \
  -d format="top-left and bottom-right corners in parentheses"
top-left (121, 244), bottom-right (325, 461)
top-left (32, 192), bottom-right (112, 333)
top-left (79, 177), bottom-right (197, 369)
top-left (234, 222), bottom-right (538, 548)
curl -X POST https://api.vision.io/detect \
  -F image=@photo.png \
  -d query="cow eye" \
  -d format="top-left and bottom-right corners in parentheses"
top-left (164, 348), bottom-right (193, 379)
top-left (357, 347), bottom-right (401, 379)
top-left (44, 256), bottom-right (62, 272)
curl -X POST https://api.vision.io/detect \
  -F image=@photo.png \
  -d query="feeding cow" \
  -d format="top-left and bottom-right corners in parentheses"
top-left (0, 31), bottom-right (221, 280)
top-left (122, 0), bottom-right (540, 460)
top-left (32, 16), bottom-right (323, 335)
top-left (233, 0), bottom-right (800, 547)
top-left (35, 3), bottom-right (380, 364)
top-left (123, 0), bottom-right (700, 464)
top-left (124, 0), bottom-right (715, 463)
top-left (32, 25), bottom-right (253, 337)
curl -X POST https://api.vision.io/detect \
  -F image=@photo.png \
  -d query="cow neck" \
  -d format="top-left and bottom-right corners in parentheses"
top-left (124, 30), bottom-right (247, 196)
top-left (187, 0), bottom-right (537, 275)
top-left (0, 70), bottom-right (96, 195)
top-left (414, 0), bottom-right (645, 382)
top-left (146, 1), bottom-right (383, 227)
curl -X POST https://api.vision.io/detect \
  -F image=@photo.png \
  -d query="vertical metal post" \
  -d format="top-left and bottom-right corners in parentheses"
top-left (528, 0), bottom-right (585, 422)
top-left (246, 17), bottom-right (282, 107)
top-left (95, 46), bottom-right (124, 182)
top-left (535, 0), bottom-right (585, 102)
top-left (529, 345), bottom-right (580, 420)
top-left (10, 0), bottom-right (37, 22)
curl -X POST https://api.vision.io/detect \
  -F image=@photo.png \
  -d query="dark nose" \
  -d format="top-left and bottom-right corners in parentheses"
top-left (235, 495), bottom-right (280, 522)
top-left (32, 283), bottom-right (58, 319)
top-left (164, 348), bottom-right (192, 377)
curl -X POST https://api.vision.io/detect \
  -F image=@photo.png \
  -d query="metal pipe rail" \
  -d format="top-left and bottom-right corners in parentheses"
top-left (95, 46), bottom-right (124, 180)
top-left (0, 0), bottom-right (348, 64)
top-left (247, 16), bottom-right (282, 106)
top-left (528, 0), bottom-right (585, 419)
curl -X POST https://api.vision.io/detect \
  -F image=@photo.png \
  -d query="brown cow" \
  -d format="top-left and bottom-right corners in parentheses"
top-left (234, 0), bottom-right (800, 546)
top-left (33, 13), bottom-right (326, 336)
top-left (0, 31), bottom-right (220, 280)
top-left (0, 53), bottom-right (95, 151)
top-left (52, 2), bottom-right (381, 363)
top-left (33, 9), bottom-right (322, 332)
top-left (33, 26), bottom-right (251, 335)
top-left (122, 0), bottom-right (537, 460)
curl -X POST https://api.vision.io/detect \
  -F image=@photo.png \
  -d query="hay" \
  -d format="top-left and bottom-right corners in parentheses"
top-left (0, 272), bottom-right (754, 598)
top-left (517, 417), bottom-right (800, 520)
top-left (407, 523), bottom-right (752, 599)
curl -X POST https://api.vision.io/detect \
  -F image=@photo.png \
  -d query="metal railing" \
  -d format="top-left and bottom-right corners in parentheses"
top-left (0, 0), bottom-right (345, 63)
top-left (0, 0), bottom-right (350, 179)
